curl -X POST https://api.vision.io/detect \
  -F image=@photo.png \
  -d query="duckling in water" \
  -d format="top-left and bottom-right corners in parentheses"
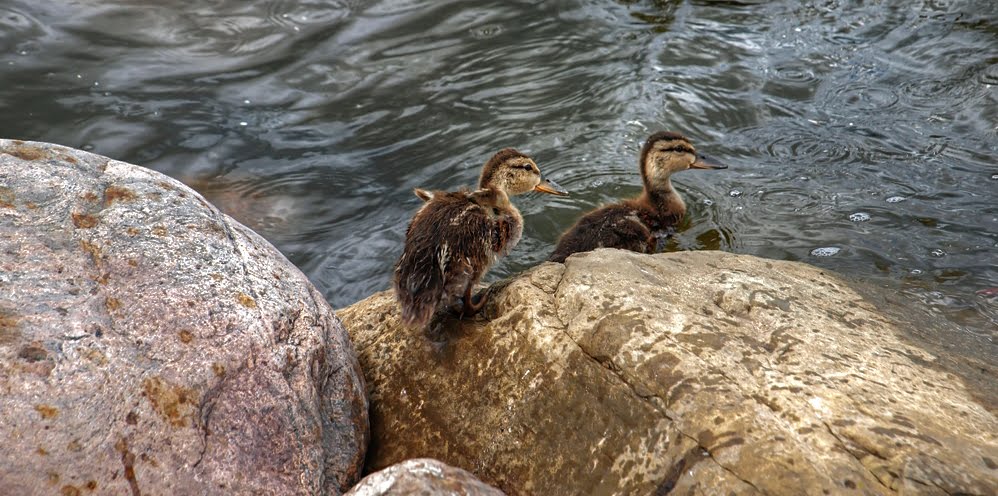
top-left (549, 131), bottom-right (726, 263)
top-left (395, 149), bottom-right (567, 328)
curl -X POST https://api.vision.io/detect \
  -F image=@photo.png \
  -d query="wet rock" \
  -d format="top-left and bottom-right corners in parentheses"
top-left (338, 249), bottom-right (998, 495)
top-left (345, 459), bottom-right (505, 496)
top-left (0, 140), bottom-right (368, 495)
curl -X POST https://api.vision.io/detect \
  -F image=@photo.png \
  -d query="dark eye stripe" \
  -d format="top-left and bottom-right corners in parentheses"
top-left (661, 146), bottom-right (694, 154)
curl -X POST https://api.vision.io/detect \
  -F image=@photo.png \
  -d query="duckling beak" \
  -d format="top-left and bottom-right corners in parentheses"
top-left (690, 153), bottom-right (728, 170)
top-left (534, 177), bottom-right (569, 196)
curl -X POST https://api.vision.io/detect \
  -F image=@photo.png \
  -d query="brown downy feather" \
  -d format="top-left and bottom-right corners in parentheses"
top-left (547, 199), bottom-right (681, 263)
top-left (549, 132), bottom-right (701, 263)
top-left (393, 188), bottom-right (522, 328)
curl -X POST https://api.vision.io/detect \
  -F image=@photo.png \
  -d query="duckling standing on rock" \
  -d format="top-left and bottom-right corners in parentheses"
top-left (549, 131), bottom-right (726, 263)
top-left (394, 149), bottom-right (568, 328)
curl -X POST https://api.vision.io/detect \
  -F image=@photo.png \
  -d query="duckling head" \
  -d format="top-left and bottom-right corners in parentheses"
top-left (478, 148), bottom-right (568, 196)
top-left (640, 131), bottom-right (727, 190)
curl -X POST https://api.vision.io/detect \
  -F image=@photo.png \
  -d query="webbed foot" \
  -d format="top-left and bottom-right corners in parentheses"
top-left (460, 287), bottom-right (487, 319)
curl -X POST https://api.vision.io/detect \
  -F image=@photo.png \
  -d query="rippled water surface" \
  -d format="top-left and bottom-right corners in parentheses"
top-left (2, 0), bottom-right (995, 348)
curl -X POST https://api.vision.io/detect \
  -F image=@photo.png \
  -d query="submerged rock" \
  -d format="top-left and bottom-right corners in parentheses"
top-left (0, 140), bottom-right (369, 495)
top-left (339, 249), bottom-right (997, 495)
top-left (345, 458), bottom-right (505, 496)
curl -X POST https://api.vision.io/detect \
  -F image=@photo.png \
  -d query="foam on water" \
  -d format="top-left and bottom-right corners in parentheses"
top-left (810, 247), bottom-right (841, 257)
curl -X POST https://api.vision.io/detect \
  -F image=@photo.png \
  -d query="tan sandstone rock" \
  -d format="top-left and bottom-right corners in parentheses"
top-left (0, 140), bottom-right (368, 495)
top-left (338, 249), bottom-right (997, 495)
top-left (345, 458), bottom-right (505, 496)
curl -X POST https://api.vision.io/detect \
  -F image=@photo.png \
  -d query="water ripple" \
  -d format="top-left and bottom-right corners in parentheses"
top-left (1, 0), bottom-right (996, 347)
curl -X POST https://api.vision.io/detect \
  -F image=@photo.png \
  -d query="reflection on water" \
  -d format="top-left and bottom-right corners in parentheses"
top-left (1, 0), bottom-right (995, 348)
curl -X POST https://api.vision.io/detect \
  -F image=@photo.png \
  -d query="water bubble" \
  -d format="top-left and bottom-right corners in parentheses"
top-left (848, 212), bottom-right (870, 222)
top-left (930, 249), bottom-right (945, 257)
top-left (239, 121), bottom-right (248, 126)
top-left (81, 144), bottom-right (95, 151)
top-left (702, 199), bottom-right (714, 206)
top-left (910, 269), bottom-right (923, 275)
top-left (243, 99), bottom-right (251, 104)
top-left (729, 190), bottom-right (742, 197)
top-left (991, 174), bottom-right (998, 180)
top-left (810, 247), bottom-right (840, 257)
top-left (471, 24), bottom-right (503, 39)
top-left (885, 196), bottom-right (906, 203)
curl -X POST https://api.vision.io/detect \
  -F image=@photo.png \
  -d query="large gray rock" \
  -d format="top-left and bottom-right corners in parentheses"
top-left (0, 140), bottom-right (369, 495)
top-left (345, 459), bottom-right (505, 496)
top-left (338, 249), bottom-right (997, 495)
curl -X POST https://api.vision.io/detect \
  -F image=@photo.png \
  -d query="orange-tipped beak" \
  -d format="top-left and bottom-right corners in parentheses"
top-left (534, 177), bottom-right (569, 196)
top-left (690, 153), bottom-right (728, 170)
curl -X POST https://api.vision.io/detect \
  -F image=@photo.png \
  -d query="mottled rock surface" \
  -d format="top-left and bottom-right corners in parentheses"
top-left (339, 249), bottom-right (998, 496)
top-left (345, 458), bottom-right (505, 496)
top-left (0, 140), bottom-right (369, 495)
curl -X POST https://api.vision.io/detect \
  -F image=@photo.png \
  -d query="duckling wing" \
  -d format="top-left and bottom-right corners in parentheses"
top-left (441, 200), bottom-right (504, 270)
top-left (549, 204), bottom-right (653, 263)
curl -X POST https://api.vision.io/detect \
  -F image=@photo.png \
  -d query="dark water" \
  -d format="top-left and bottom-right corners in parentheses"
top-left (2, 1), bottom-right (996, 346)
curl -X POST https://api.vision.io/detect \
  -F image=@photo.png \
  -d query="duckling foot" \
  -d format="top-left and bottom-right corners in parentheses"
top-left (460, 287), bottom-right (488, 319)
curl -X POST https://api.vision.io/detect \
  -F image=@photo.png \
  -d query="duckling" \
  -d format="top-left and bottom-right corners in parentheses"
top-left (394, 149), bottom-right (567, 328)
top-left (549, 131), bottom-right (726, 263)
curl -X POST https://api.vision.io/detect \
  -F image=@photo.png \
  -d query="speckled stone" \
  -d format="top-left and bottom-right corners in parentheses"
top-left (0, 140), bottom-right (369, 495)
top-left (345, 459), bottom-right (505, 496)
top-left (338, 249), bottom-right (998, 496)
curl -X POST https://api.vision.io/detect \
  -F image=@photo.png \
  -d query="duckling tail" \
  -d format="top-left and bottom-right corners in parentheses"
top-left (394, 278), bottom-right (440, 328)
top-left (393, 251), bottom-right (444, 329)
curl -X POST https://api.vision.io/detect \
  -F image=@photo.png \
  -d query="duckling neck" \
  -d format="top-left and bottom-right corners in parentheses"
top-left (474, 186), bottom-right (524, 248)
top-left (639, 178), bottom-right (686, 227)
top-left (493, 198), bottom-right (524, 255)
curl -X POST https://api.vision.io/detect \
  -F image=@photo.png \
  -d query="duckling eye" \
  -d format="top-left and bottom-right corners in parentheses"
top-left (492, 207), bottom-right (500, 215)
